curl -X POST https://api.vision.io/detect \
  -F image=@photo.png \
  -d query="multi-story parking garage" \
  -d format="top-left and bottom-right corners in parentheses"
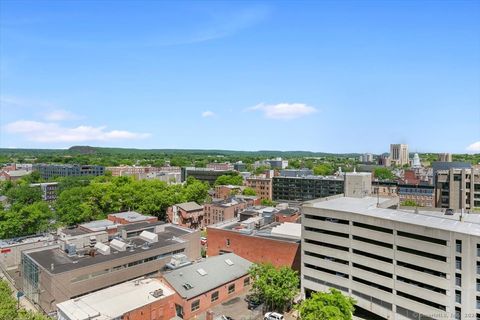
top-left (302, 195), bottom-right (480, 320)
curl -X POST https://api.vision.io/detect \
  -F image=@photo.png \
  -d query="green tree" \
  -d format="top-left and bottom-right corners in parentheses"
top-left (214, 173), bottom-right (243, 186)
top-left (313, 164), bottom-right (334, 176)
top-left (296, 288), bottom-right (356, 320)
top-left (249, 263), bottom-right (299, 312)
top-left (261, 199), bottom-right (275, 206)
top-left (373, 167), bottom-right (395, 180)
top-left (6, 184), bottom-right (42, 209)
top-left (242, 187), bottom-right (257, 196)
top-left (0, 279), bottom-right (51, 320)
top-left (401, 199), bottom-right (420, 207)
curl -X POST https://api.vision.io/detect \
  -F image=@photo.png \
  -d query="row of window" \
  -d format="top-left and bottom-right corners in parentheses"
top-left (190, 277), bottom-right (250, 312)
top-left (71, 248), bottom-right (185, 283)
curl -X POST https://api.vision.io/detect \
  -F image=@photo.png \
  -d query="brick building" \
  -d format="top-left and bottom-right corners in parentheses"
top-left (206, 162), bottom-right (234, 171)
top-left (204, 198), bottom-right (247, 225)
top-left (207, 220), bottom-right (301, 270)
top-left (213, 185), bottom-right (244, 200)
top-left (166, 202), bottom-right (205, 229)
top-left (245, 176), bottom-right (273, 200)
top-left (398, 183), bottom-right (435, 207)
top-left (161, 253), bottom-right (252, 319)
top-left (57, 278), bottom-right (176, 320)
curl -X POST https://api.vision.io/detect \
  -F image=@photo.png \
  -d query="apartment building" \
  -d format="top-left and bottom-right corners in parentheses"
top-left (398, 183), bottom-right (435, 207)
top-left (160, 253), bottom-right (252, 319)
top-left (390, 144), bottom-right (409, 166)
top-left (435, 168), bottom-right (480, 210)
top-left (30, 182), bottom-right (59, 202)
top-left (245, 176), bottom-right (273, 200)
top-left (167, 202), bottom-right (205, 229)
top-left (272, 175), bottom-right (344, 201)
top-left (302, 195), bottom-right (480, 320)
top-left (204, 198), bottom-right (247, 225)
top-left (33, 164), bottom-right (105, 179)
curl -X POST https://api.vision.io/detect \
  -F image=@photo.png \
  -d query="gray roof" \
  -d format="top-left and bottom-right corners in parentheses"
top-left (305, 196), bottom-right (480, 237)
top-left (176, 202), bottom-right (203, 212)
top-left (109, 211), bottom-right (155, 222)
top-left (26, 226), bottom-right (191, 274)
top-left (163, 253), bottom-right (252, 299)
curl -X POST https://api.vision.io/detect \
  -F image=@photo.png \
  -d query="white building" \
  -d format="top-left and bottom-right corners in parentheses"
top-left (302, 195), bottom-right (480, 320)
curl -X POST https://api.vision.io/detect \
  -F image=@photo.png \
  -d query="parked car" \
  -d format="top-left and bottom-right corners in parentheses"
top-left (220, 316), bottom-right (234, 320)
top-left (264, 312), bottom-right (284, 320)
top-left (245, 294), bottom-right (262, 310)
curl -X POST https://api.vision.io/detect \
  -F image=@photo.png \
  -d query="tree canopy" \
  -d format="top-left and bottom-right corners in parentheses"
top-left (313, 164), bottom-right (335, 176)
top-left (0, 279), bottom-right (51, 320)
top-left (0, 175), bottom-right (209, 238)
top-left (242, 187), bottom-right (257, 196)
top-left (214, 173), bottom-right (243, 186)
top-left (296, 288), bottom-right (356, 320)
top-left (373, 167), bottom-right (395, 180)
top-left (248, 263), bottom-right (299, 312)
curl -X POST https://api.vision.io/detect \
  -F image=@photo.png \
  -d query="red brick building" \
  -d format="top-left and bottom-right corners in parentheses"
top-left (213, 185), bottom-right (244, 200)
top-left (207, 221), bottom-right (301, 270)
top-left (160, 253), bottom-right (252, 319)
top-left (204, 198), bottom-right (247, 225)
top-left (245, 176), bottom-right (273, 200)
top-left (166, 202), bottom-right (205, 229)
top-left (56, 278), bottom-right (176, 320)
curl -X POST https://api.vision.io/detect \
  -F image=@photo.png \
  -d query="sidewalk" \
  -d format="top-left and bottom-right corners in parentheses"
top-left (0, 269), bottom-right (38, 312)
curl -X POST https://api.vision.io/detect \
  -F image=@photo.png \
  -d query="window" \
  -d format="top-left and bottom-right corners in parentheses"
top-left (244, 277), bottom-right (250, 286)
top-left (455, 290), bottom-right (461, 304)
top-left (226, 239), bottom-right (230, 247)
top-left (456, 240), bottom-right (462, 254)
top-left (455, 273), bottom-right (461, 287)
top-left (456, 257), bottom-right (462, 270)
top-left (228, 283), bottom-right (235, 294)
top-left (455, 307), bottom-right (461, 320)
top-left (191, 299), bottom-right (200, 312)
top-left (211, 291), bottom-right (219, 302)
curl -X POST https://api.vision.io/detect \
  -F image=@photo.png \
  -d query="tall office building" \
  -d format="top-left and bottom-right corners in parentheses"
top-left (390, 144), bottom-right (409, 166)
top-left (435, 168), bottom-right (480, 210)
top-left (302, 195), bottom-right (480, 320)
top-left (439, 153), bottom-right (453, 162)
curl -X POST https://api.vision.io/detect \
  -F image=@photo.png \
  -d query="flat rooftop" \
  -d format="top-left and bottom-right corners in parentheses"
top-left (304, 196), bottom-right (480, 236)
top-left (109, 211), bottom-right (155, 222)
top-left (211, 219), bottom-right (301, 242)
top-left (26, 226), bottom-right (191, 274)
top-left (56, 278), bottom-right (174, 320)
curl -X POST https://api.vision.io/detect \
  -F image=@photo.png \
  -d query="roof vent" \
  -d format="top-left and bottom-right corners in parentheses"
top-left (151, 289), bottom-right (164, 298)
top-left (225, 259), bottom-right (234, 266)
top-left (182, 283), bottom-right (194, 290)
top-left (196, 268), bottom-right (207, 276)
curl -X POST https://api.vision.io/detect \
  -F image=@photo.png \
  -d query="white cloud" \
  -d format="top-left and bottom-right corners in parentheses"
top-left (466, 141), bottom-right (480, 152)
top-left (4, 120), bottom-right (150, 143)
top-left (201, 111), bottom-right (216, 118)
top-left (247, 102), bottom-right (317, 120)
top-left (44, 109), bottom-right (82, 121)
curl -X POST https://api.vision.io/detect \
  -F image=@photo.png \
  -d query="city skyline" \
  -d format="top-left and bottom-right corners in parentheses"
top-left (1, 1), bottom-right (479, 153)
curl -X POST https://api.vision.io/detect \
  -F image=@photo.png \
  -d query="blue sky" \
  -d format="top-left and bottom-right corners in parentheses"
top-left (0, 0), bottom-right (479, 154)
